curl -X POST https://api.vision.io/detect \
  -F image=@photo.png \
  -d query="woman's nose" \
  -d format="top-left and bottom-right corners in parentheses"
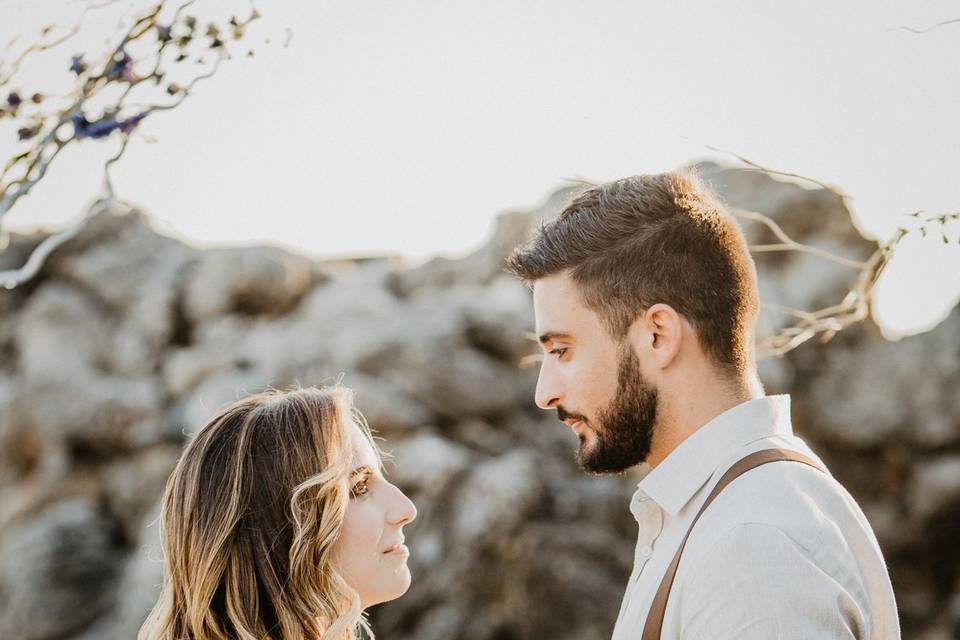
top-left (387, 483), bottom-right (417, 526)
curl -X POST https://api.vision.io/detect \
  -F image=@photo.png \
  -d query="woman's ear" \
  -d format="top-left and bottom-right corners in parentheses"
top-left (628, 303), bottom-right (683, 370)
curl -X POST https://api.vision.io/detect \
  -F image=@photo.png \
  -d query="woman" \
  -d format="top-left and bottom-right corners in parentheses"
top-left (138, 385), bottom-right (417, 640)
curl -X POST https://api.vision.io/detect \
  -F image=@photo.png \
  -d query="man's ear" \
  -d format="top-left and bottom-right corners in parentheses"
top-left (627, 303), bottom-right (683, 370)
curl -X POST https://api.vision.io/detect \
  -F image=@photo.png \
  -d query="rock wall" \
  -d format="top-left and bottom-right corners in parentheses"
top-left (0, 165), bottom-right (957, 639)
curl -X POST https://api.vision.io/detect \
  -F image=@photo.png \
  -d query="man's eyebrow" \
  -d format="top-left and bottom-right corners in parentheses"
top-left (538, 331), bottom-right (573, 346)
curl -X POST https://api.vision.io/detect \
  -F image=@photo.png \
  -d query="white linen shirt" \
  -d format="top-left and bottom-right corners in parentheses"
top-left (611, 395), bottom-right (900, 640)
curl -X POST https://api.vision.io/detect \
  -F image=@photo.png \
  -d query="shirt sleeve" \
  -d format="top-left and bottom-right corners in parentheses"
top-left (676, 523), bottom-right (867, 640)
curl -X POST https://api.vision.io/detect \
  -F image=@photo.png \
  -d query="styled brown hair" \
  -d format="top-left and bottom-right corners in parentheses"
top-left (505, 170), bottom-right (759, 375)
top-left (139, 385), bottom-right (377, 640)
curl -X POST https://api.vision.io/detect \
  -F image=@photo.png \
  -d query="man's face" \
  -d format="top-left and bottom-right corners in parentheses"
top-left (533, 272), bottom-right (658, 473)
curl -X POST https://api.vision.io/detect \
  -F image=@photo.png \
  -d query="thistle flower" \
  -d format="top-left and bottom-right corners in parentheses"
top-left (106, 49), bottom-right (133, 81)
top-left (71, 111), bottom-right (145, 139)
top-left (70, 54), bottom-right (87, 74)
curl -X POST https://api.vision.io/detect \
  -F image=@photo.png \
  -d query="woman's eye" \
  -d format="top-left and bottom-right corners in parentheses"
top-left (550, 347), bottom-right (568, 357)
top-left (350, 479), bottom-right (370, 498)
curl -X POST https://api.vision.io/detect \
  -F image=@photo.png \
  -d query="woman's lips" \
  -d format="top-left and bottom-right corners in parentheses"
top-left (382, 542), bottom-right (409, 556)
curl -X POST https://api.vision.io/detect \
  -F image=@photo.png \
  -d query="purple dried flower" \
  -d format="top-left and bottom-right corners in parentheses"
top-left (106, 49), bottom-right (133, 80)
top-left (17, 126), bottom-right (39, 141)
top-left (119, 112), bottom-right (146, 134)
top-left (87, 119), bottom-right (121, 139)
top-left (7, 92), bottom-right (22, 108)
top-left (72, 112), bottom-right (125, 139)
top-left (70, 54), bottom-right (87, 75)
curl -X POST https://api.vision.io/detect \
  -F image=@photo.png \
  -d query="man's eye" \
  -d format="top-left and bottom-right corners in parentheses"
top-left (350, 479), bottom-right (370, 498)
top-left (550, 347), bottom-right (568, 357)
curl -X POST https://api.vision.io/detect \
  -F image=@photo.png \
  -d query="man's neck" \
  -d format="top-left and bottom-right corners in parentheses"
top-left (646, 374), bottom-right (763, 468)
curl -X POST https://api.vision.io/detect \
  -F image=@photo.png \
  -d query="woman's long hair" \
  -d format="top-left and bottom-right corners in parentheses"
top-left (138, 386), bottom-right (376, 640)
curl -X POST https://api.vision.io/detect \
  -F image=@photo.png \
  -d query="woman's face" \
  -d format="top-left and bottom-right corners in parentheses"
top-left (332, 421), bottom-right (417, 609)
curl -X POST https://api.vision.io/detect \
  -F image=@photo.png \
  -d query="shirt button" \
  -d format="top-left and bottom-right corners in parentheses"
top-left (640, 546), bottom-right (653, 558)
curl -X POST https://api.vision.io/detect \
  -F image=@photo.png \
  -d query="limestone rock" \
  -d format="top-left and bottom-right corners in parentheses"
top-left (0, 498), bottom-right (120, 640)
top-left (48, 206), bottom-right (196, 376)
top-left (452, 449), bottom-right (543, 544)
top-left (183, 245), bottom-right (314, 323)
top-left (13, 281), bottom-right (110, 380)
top-left (0, 167), bottom-right (958, 639)
top-left (791, 307), bottom-right (960, 448)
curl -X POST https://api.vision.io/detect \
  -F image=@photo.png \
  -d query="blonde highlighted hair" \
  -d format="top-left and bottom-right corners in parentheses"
top-left (139, 386), bottom-right (377, 640)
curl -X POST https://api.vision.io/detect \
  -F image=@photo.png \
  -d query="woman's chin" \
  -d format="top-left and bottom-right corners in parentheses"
top-left (360, 567), bottom-right (413, 609)
top-left (392, 565), bottom-right (413, 598)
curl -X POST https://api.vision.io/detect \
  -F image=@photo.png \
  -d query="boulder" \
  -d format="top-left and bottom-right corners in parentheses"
top-left (182, 245), bottom-right (314, 323)
top-left (47, 206), bottom-right (197, 375)
top-left (0, 498), bottom-right (120, 640)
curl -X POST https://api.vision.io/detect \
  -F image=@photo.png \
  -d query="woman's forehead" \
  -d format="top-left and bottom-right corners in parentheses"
top-left (346, 421), bottom-right (379, 468)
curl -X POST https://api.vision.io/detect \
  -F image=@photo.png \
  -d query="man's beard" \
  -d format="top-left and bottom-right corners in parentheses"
top-left (576, 345), bottom-right (658, 474)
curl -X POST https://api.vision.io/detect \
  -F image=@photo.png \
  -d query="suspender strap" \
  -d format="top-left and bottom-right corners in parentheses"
top-left (640, 448), bottom-right (824, 640)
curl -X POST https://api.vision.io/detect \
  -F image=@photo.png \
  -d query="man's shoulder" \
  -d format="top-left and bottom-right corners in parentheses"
top-left (680, 440), bottom-right (883, 592)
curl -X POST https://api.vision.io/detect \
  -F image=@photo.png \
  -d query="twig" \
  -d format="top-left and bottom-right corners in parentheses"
top-left (0, 198), bottom-right (119, 290)
top-left (0, 0), bottom-right (123, 88)
top-left (733, 207), bottom-right (870, 270)
top-left (892, 18), bottom-right (960, 35)
top-left (0, 0), bottom-right (259, 290)
top-left (705, 145), bottom-right (852, 200)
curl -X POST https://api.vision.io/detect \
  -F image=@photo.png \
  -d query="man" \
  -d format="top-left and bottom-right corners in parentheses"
top-left (505, 171), bottom-right (899, 639)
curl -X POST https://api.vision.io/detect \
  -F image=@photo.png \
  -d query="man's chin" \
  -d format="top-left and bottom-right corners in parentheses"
top-left (576, 441), bottom-right (647, 475)
top-left (576, 445), bottom-right (616, 475)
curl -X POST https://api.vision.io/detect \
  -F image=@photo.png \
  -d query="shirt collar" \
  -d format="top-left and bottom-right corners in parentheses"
top-left (636, 394), bottom-right (794, 518)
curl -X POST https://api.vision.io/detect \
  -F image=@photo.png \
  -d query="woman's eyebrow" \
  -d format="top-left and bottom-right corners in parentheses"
top-left (349, 465), bottom-right (374, 479)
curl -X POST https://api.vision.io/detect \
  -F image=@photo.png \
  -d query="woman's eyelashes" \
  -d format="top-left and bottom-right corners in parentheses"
top-left (349, 469), bottom-right (373, 498)
top-left (549, 347), bottom-right (568, 358)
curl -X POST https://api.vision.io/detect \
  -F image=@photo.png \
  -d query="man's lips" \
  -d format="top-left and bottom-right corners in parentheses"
top-left (563, 418), bottom-right (586, 433)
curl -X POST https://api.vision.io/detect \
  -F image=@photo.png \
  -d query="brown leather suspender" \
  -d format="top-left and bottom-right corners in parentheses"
top-left (639, 448), bottom-right (824, 640)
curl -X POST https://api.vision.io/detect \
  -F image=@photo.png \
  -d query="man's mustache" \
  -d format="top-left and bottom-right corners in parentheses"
top-left (557, 407), bottom-right (587, 424)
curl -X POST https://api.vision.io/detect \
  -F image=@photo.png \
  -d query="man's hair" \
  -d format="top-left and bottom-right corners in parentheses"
top-left (505, 170), bottom-right (759, 376)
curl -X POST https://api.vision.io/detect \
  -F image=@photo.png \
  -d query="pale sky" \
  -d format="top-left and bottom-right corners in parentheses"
top-left (2, 0), bottom-right (959, 338)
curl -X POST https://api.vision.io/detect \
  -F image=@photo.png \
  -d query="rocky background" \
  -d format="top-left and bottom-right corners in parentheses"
top-left (0, 163), bottom-right (957, 640)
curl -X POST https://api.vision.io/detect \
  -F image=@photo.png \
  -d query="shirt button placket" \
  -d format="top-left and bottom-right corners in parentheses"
top-left (631, 494), bottom-right (663, 575)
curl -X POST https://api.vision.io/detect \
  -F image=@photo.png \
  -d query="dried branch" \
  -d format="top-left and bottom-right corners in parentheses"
top-left (705, 145), bottom-right (852, 201)
top-left (0, 0), bottom-right (123, 88)
top-left (892, 18), bottom-right (960, 35)
top-left (754, 208), bottom-right (959, 358)
top-left (0, 199), bottom-right (118, 290)
top-left (732, 207), bottom-right (870, 270)
top-left (0, 0), bottom-right (262, 289)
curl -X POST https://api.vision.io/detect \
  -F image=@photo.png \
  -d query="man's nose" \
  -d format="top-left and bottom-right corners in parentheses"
top-left (534, 360), bottom-right (562, 410)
